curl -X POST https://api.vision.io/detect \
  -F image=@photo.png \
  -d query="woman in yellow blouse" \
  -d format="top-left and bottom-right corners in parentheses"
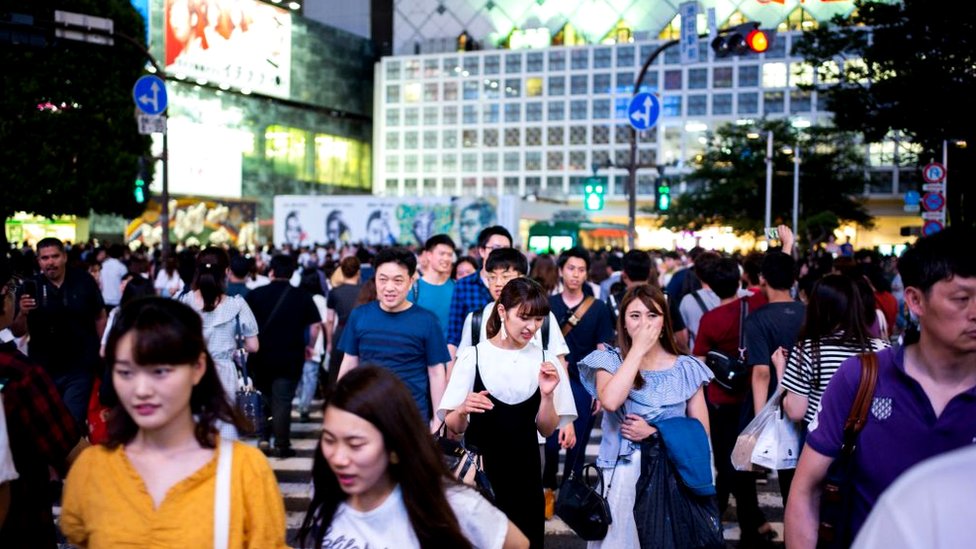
top-left (61, 297), bottom-right (287, 548)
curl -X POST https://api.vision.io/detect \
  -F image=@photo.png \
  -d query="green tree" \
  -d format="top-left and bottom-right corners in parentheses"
top-left (793, 0), bottom-right (976, 228)
top-left (0, 0), bottom-right (151, 249)
top-left (659, 119), bottom-right (871, 244)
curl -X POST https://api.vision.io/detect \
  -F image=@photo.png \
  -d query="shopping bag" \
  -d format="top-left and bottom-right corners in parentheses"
top-left (751, 403), bottom-right (801, 470)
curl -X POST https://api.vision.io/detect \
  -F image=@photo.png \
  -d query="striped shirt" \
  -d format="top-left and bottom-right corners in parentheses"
top-left (781, 335), bottom-right (889, 424)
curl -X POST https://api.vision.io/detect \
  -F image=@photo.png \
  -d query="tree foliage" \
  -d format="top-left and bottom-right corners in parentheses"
top-left (0, 0), bottom-right (151, 246)
top-left (793, 0), bottom-right (976, 227)
top-left (660, 119), bottom-right (871, 243)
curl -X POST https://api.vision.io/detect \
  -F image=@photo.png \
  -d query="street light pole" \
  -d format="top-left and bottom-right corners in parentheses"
top-left (793, 141), bottom-right (800, 233)
top-left (764, 131), bottom-right (773, 229)
top-left (628, 39), bottom-right (679, 250)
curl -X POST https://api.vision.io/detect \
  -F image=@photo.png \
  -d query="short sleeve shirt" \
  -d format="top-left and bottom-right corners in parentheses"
top-left (806, 345), bottom-right (976, 538)
top-left (339, 302), bottom-right (451, 422)
top-left (549, 295), bottom-right (614, 376)
top-left (245, 282), bottom-right (321, 378)
top-left (743, 301), bottom-right (806, 398)
top-left (446, 273), bottom-right (493, 347)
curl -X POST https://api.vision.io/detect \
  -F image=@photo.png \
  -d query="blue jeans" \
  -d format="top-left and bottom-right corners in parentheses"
top-left (54, 370), bottom-right (93, 433)
top-left (296, 360), bottom-right (321, 414)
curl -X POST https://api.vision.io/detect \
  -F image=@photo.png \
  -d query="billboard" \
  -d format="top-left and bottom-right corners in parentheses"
top-left (273, 195), bottom-right (514, 249)
top-left (164, 0), bottom-right (292, 99)
top-left (126, 196), bottom-right (259, 248)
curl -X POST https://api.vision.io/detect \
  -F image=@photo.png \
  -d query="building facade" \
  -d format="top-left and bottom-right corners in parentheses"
top-left (373, 0), bottom-right (915, 250)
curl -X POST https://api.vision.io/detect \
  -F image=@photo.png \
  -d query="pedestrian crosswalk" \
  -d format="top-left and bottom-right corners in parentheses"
top-left (265, 405), bottom-right (786, 547)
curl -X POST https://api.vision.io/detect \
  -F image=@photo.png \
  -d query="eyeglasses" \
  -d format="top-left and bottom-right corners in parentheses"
top-left (487, 272), bottom-right (520, 286)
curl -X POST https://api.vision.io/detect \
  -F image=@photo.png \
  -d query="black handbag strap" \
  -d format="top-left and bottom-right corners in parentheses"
top-left (736, 297), bottom-right (749, 361)
top-left (471, 308), bottom-right (484, 346)
top-left (260, 285), bottom-right (291, 332)
top-left (691, 290), bottom-right (709, 315)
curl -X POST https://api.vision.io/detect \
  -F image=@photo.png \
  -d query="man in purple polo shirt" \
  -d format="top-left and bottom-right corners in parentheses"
top-left (785, 226), bottom-right (976, 548)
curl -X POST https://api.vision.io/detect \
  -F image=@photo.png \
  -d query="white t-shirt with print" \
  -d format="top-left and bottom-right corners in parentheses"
top-left (323, 484), bottom-right (507, 549)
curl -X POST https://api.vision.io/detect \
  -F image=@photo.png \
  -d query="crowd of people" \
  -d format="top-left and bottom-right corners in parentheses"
top-left (0, 222), bottom-right (973, 549)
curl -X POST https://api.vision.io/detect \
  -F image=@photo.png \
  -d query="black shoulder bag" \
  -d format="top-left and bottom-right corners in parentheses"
top-left (555, 431), bottom-right (619, 541)
top-left (704, 297), bottom-right (750, 392)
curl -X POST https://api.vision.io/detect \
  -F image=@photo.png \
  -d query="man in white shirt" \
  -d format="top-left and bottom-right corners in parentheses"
top-left (99, 244), bottom-right (128, 312)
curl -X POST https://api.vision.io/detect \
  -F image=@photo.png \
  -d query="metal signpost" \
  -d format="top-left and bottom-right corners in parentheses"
top-left (626, 91), bottom-right (663, 248)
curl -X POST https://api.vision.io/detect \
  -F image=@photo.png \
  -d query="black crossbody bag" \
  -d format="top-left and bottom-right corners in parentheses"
top-left (704, 298), bottom-right (750, 392)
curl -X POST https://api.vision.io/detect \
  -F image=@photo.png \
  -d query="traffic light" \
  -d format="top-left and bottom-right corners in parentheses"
top-left (134, 156), bottom-right (148, 204)
top-left (656, 182), bottom-right (671, 212)
top-left (584, 178), bottom-right (605, 211)
top-left (711, 22), bottom-right (773, 57)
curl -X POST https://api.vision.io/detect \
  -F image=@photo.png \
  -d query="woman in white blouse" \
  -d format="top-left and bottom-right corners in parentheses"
top-left (439, 278), bottom-right (577, 548)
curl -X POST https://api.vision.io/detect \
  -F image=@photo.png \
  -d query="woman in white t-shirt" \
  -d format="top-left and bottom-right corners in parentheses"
top-left (440, 278), bottom-right (577, 548)
top-left (298, 365), bottom-right (528, 549)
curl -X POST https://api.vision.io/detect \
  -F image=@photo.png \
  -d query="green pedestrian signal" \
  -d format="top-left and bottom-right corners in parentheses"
top-left (134, 177), bottom-right (146, 203)
top-left (656, 183), bottom-right (671, 212)
top-left (584, 178), bottom-right (605, 211)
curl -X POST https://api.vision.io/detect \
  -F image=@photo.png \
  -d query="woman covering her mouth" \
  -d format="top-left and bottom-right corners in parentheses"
top-left (300, 365), bottom-right (528, 549)
top-left (61, 297), bottom-right (287, 548)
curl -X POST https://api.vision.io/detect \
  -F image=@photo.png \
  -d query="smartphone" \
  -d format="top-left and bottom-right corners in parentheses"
top-left (21, 279), bottom-right (37, 298)
top-left (764, 227), bottom-right (779, 240)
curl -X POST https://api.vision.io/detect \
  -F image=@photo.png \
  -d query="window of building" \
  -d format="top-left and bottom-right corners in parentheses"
top-left (790, 90), bottom-right (812, 113)
top-left (527, 52), bottom-right (544, 72)
top-left (816, 91), bottom-right (829, 112)
top-left (423, 107), bottom-right (438, 125)
top-left (738, 65), bottom-right (759, 87)
top-left (571, 74), bottom-right (588, 95)
top-left (385, 155), bottom-right (399, 173)
top-left (738, 92), bottom-right (759, 114)
top-left (548, 101), bottom-right (565, 121)
top-left (688, 68), bottom-right (707, 89)
top-left (462, 130), bottom-right (478, 148)
top-left (463, 105), bottom-right (478, 124)
top-left (791, 62), bottom-right (815, 87)
top-left (405, 60), bottom-right (420, 79)
top-left (443, 105), bottom-right (458, 125)
top-left (423, 59), bottom-right (439, 78)
top-left (663, 96), bottom-right (682, 117)
top-left (570, 125), bottom-right (587, 145)
top-left (662, 126), bottom-right (682, 166)
top-left (547, 151), bottom-right (564, 170)
top-left (502, 176), bottom-right (518, 194)
top-left (617, 46), bottom-right (635, 67)
top-left (614, 148), bottom-right (629, 167)
top-left (613, 97), bottom-right (629, 120)
top-left (664, 46), bottom-right (681, 65)
top-left (547, 127), bottom-right (564, 146)
top-left (484, 55), bottom-right (500, 75)
top-left (592, 99), bottom-right (611, 119)
top-left (526, 151), bottom-right (542, 171)
top-left (547, 175), bottom-right (564, 191)
top-left (764, 36), bottom-right (787, 59)
top-left (763, 91), bottom-right (785, 114)
top-left (423, 83), bottom-right (438, 102)
top-left (526, 102), bottom-right (543, 122)
top-left (443, 82), bottom-right (458, 101)
top-left (504, 128), bottom-right (520, 147)
top-left (570, 100), bottom-right (588, 120)
top-left (483, 79), bottom-right (500, 99)
top-left (594, 73), bottom-right (612, 94)
top-left (461, 177), bottom-right (477, 196)
top-left (593, 125), bottom-right (610, 145)
top-left (569, 151), bottom-right (587, 171)
top-left (712, 93), bottom-right (733, 115)
top-left (483, 129), bottom-right (498, 148)
top-left (688, 95), bottom-right (707, 116)
top-left (386, 85), bottom-right (400, 103)
top-left (637, 71), bottom-right (659, 93)
top-left (483, 152), bottom-right (498, 171)
top-left (713, 66), bottom-right (733, 88)
top-left (462, 153), bottom-right (478, 171)
top-left (385, 132), bottom-right (399, 150)
top-left (442, 130), bottom-right (458, 148)
top-left (423, 130), bottom-right (437, 149)
top-left (483, 103), bottom-right (500, 123)
top-left (549, 76), bottom-right (566, 96)
top-left (526, 176), bottom-right (541, 194)
top-left (463, 56), bottom-right (479, 76)
top-left (504, 152), bottom-right (520, 171)
top-left (403, 82), bottom-right (421, 103)
top-left (462, 81), bottom-right (479, 100)
top-left (442, 153), bottom-right (457, 171)
top-left (505, 53), bottom-right (522, 73)
top-left (614, 125), bottom-right (631, 143)
top-left (762, 63), bottom-right (788, 88)
top-left (403, 178), bottom-right (417, 194)
top-left (549, 50), bottom-right (566, 71)
top-left (504, 103), bottom-right (521, 122)
top-left (571, 49), bottom-right (589, 70)
top-left (505, 78), bottom-right (521, 98)
top-left (404, 131), bottom-right (418, 150)
top-left (594, 47), bottom-right (612, 68)
top-left (616, 72), bottom-right (634, 94)
top-left (526, 77), bottom-right (543, 97)
top-left (385, 61), bottom-right (401, 80)
top-left (664, 70), bottom-right (682, 90)
top-left (403, 155), bottom-right (418, 173)
top-left (386, 109), bottom-right (400, 127)
top-left (442, 177), bottom-right (457, 193)
top-left (592, 150), bottom-right (609, 168)
top-left (526, 127), bottom-right (542, 146)
top-left (423, 155), bottom-right (437, 173)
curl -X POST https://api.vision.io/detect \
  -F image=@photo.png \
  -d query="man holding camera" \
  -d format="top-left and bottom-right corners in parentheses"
top-left (11, 238), bottom-right (106, 429)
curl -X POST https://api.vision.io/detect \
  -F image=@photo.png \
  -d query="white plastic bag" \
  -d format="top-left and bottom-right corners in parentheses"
top-left (732, 386), bottom-right (801, 471)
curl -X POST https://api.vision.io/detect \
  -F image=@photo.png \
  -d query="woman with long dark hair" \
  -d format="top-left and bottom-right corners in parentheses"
top-left (778, 274), bottom-right (889, 425)
top-left (439, 278), bottom-right (577, 548)
top-left (299, 366), bottom-right (527, 548)
top-left (179, 247), bottom-right (259, 437)
top-left (61, 298), bottom-right (286, 547)
top-left (577, 284), bottom-right (713, 548)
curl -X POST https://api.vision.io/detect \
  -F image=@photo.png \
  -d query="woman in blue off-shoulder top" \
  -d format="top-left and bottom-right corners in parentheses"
top-left (577, 284), bottom-right (714, 548)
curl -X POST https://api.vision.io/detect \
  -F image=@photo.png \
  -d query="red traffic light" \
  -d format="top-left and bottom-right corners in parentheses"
top-left (745, 29), bottom-right (769, 53)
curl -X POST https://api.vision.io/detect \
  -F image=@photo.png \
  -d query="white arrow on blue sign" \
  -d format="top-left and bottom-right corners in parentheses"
top-left (628, 92), bottom-right (661, 132)
top-left (133, 75), bottom-right (168, 115)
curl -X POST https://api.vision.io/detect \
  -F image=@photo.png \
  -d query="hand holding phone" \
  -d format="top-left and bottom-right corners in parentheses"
top-left (21, 280), bottom-right (37, 298)
top-left (764, 227), bottom-right (779, 240)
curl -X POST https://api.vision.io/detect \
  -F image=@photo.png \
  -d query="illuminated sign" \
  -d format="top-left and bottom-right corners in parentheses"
top-left (164, 0), bottom-right (292, 99)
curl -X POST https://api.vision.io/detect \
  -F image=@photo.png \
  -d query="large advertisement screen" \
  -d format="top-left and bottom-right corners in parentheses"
top-left (273, 195), bottom-right (510, 249)
top-left (164, 0), bottom-right (292, 99)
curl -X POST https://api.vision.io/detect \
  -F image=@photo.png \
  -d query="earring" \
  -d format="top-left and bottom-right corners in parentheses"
top-left (500, 318), bottom-right (508, 340)
top-left (390, 452), bottom-right (400, 464)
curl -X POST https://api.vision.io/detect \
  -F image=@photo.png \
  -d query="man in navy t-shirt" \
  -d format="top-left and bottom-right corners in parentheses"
top-left (786, 227), bottom-right (976, 548)
top-left (338, 247), bottom-right (451, 426)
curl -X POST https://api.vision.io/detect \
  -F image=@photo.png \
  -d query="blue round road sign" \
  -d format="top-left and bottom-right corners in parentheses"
top-left (628, 92), bottom-right (661, 131)
top-left (133, 75), bottom-right (168, 115)
top-left (923, 220), bottom-right (943, 236)
top-left (922, 162), bottom-right (946, 184)
top-left (922, 192), bottom-right (945, 212)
